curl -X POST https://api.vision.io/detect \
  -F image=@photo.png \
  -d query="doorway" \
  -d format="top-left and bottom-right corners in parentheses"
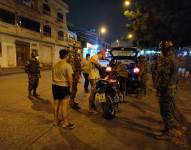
top-left (15, 41), bottom-right (30, 67)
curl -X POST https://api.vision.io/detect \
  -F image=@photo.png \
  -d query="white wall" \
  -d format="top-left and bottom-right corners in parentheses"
top-left (54, 45), bottom-right (67, 64)
top-left (0, 34), bottom-right (66, 68)
top-left (0, 34), bottom-right (16, 68)
top-left (39, 44), bottom-right (53, 64)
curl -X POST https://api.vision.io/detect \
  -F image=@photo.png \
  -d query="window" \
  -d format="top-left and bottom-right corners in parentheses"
top-left (58, 31), bottom-right (64, 40)
top-left (18, 16), bottom-right (40, 32)
top-left (43, 4), bottom-right (51, 16)
top-left (0, 8), bottom-right (15, 24)
top-left (57, 12), bottom-right (63, 22)
top-left (0, 42), bottom-right (2, 57)
top-left (43, 25), bottom-right (51, 37)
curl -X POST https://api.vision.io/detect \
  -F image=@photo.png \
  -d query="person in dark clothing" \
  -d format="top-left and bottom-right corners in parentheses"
top-left (25, 51), bottom-right (41, 98)
top-left (156, 41), bottom-right (184, 139)
top-left (68, 46), bottom-right (82, 110)
top-left (82, 54), bottom-right (90, 93)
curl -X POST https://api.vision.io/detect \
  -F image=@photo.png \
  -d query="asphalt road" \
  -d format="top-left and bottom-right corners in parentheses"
top-left (0, 71), bottom-right (191, 150)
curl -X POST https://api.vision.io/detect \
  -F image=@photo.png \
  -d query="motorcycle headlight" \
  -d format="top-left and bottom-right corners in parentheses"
top-left (133, 67), bottom-right (140, 74)
top-left (106, 66), bottom-right (112, 72)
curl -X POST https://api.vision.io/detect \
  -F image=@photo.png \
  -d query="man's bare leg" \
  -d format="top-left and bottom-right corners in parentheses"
top-left (53, 100), bottom-right (60, 125)
top-left (60, 98), bottom-right (69, 126)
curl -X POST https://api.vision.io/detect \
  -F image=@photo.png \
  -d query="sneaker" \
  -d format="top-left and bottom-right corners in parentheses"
top-left (52, 120), bottom-right (59, 126)
top-left (88, 110), bottom-right (98, 114)
top-left (155, 131), bottom-right (170, 140)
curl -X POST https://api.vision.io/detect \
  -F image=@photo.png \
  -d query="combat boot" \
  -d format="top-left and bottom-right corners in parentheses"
top-left (155, 129), bottom-right (170, 140)
top-left (28, 91), bottom-right (33, 98)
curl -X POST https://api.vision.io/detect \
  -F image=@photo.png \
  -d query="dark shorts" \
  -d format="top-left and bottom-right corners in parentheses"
top-left (52, 84), bottom-right (70, 100)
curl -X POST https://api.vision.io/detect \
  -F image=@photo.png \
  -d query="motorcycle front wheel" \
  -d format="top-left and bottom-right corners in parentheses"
top-left (101, 95), bottom-right (115, 120)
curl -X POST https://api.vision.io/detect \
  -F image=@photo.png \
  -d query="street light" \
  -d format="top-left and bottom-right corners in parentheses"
top-left (116, 40), bottom-right (119, 46)
top-left (124, 0), bottom-right (131, 7)
top-left (128, 33), bottom-right (133, 39)
top-left (97, 26), bottom-right (107, 49)
top-left (100, 27), bottom-right (106, 35)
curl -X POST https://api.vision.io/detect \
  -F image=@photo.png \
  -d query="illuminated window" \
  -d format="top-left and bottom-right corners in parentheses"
top-left (43, 25), bottom-right (51, 37)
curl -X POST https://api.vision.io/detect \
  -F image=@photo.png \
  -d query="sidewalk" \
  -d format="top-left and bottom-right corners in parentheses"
top-left (0, 67), bottom-right (24, 76)
top-left (0, 71), bottom-right (190, 150)
top-left (0, 67), bottom-right (51, 76)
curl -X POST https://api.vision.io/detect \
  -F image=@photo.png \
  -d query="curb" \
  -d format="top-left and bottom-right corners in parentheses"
top-left (0, 69), bottom-right (51, 76)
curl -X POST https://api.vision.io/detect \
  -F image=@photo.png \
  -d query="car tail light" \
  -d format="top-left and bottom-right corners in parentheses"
top-left (133, 67), bottom-right (140, 74)
top-left (106, 66), bottom-right (112, 72)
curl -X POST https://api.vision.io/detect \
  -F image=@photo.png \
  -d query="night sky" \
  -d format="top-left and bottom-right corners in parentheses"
top-left (65, 0), bottom-right (127, 42)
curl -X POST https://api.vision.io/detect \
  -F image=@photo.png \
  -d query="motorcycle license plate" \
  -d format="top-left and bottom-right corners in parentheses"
top-left (95, 93), bottom-right (106, 103)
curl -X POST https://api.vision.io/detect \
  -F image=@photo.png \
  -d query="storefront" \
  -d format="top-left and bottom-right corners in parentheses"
top-left (83, 42), bottom-right (99, 58)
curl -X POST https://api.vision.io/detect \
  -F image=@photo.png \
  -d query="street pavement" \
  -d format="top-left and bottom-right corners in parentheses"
top-left (0, 71), bottom-right (191, 150)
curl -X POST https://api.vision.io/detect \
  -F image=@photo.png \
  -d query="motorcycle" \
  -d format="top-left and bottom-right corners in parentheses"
top-left (94, 66), bottom-right (124, 120)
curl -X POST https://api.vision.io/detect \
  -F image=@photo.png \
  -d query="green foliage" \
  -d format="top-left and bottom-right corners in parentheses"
top-left (125, 0), bottom-right (191, 47)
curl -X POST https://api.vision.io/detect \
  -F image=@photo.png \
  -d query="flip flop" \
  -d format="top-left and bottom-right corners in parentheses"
top-left (52, 121), bottom-right (59, 126)
top-left (88, 110), bottom-right (98, 114)
top-left (62, 123), bottom-right (75, 129)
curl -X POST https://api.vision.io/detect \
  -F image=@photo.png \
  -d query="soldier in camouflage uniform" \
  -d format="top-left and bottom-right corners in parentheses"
top-left (138, 55), bottom-right (149, 95)
top-left (151, 54), bottom-right (159, 88)
top-left (156, 41), bottom-right (180, 137)
top-left (68, 46), bottom-right (82, 110)
top-left (25, 51), bottom-right (41, 98)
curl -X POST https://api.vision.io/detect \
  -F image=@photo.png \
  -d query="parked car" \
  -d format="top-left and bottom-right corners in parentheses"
top-left (109, 47), bottom-right (141, 95)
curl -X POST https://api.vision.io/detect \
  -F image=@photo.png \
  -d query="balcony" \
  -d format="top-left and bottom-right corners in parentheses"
top-left (0, 21), bottom-right (17, 35)
top-left (57, 17), bottom-right (63, 23)
top-left (55, 0), bottom-right (69, 12)
top-left (58, 36), bottom-right (64, 41)
top-left (15, 0), bottom-right (38, 10)
top-left (43, 9), bottom-right (51, 16)
top-left (43, 32), bottom-right (51, 37)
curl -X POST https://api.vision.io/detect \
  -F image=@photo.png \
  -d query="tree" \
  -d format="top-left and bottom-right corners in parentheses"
top-left (124, 0), bottom-right (191, 47)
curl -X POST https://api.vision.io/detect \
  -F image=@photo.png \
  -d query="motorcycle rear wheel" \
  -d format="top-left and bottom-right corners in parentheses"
top-left (101, 95), bottom-right (116, 120)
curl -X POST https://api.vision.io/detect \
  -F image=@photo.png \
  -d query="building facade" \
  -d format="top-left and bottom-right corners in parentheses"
top-left (0, 0), bottom-right (80, 68)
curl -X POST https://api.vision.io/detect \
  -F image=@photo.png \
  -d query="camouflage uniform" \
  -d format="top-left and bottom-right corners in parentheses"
top-left (151, 55), bottom-right (159, 88)
top-left (138, 56), bottom-right (149, 95)
top-left (25, 55), bottom-right (41, 97)
top-left (156, 54), bottom-right (178, 131)
top-left (68, 47), bottom-right (82, 108)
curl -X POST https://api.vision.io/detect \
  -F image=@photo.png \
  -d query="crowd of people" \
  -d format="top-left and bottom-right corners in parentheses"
top-left (24, 42), bottom-right (189, 139)
top-left (25, 47), bottom-right (106, 129)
